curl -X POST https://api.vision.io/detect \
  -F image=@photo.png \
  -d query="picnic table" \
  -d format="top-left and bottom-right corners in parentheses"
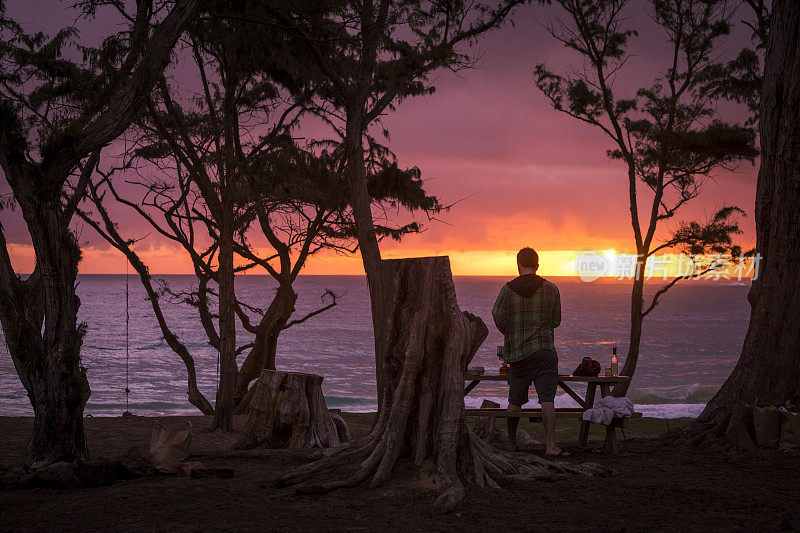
top-left (464, 367), bottom-right (641, 453)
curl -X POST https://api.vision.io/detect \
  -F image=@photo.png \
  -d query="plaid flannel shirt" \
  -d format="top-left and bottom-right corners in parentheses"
top-left (491, 279), bottom-right (561, 363)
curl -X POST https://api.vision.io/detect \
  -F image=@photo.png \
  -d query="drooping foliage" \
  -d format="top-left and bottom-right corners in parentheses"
top-left (76, 1), bottom-right (445, 428)
top-left (0, 0), bottom-right (200, 463)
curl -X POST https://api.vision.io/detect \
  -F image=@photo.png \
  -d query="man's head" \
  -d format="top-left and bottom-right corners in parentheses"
top-left (517, 247), bottom-right (539, 275)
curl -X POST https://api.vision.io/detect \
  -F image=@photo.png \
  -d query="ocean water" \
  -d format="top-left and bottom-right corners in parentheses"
top-left (0, 275), bottom-right (751, 419)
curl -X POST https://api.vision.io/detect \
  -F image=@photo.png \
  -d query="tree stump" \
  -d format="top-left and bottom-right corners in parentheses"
top-left (473, 399), bottom-right (502, 441)
top-left (277, 257), bottom-right (612, 514)
top-left (473, 400), bottom-right (539, 450)
top-left (234, 370), bottom-right (346, 449)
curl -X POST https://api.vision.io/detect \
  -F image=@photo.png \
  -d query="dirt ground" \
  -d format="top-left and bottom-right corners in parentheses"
top-left (1, 414), bottom-right (799, 532)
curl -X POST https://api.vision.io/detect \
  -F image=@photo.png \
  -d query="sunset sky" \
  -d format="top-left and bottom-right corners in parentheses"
top-left (2, 2), bottom-right (759, 277)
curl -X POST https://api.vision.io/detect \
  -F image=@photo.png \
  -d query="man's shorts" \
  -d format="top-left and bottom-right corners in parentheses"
top-left (508, 349), bottom-right (558, 406)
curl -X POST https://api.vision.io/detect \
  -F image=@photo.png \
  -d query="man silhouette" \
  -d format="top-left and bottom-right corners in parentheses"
top-left (492, 247), bottom-right (564, 455)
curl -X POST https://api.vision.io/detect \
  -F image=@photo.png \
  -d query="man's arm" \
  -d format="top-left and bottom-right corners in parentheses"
top-left (492, 286), bottom-right (508, 334)
top-left (551, 284), bottom-right (562, 328)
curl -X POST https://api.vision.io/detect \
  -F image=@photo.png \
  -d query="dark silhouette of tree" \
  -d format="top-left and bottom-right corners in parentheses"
top-left (697, 0), bottom-right (768, 126)
top-left (690, 0), bottom-right (800, 450)
top-left (0, 0), bottom-right (200, 464)
top-left (264, 0), bottom-right (528, 411)
top-left (75, 3), bottom-right (441, 430)
top-left (265, 0), bottom-right (614, 515)
top-left (533, 0), bottom-right (758, 395)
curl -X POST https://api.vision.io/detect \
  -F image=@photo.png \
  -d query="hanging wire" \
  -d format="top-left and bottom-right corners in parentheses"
top-left (124, 259), bottom-right (131, 417)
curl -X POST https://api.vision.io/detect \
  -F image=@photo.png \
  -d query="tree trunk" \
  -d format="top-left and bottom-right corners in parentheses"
top-left (212, 221), bottom-right (238, 431)
top-left (0, 0), bottom-right (201, 464)
top-left (0, 193), bottom-right (90, 465)
top-left (234, 284), bottom-right (297, 413)
top-left (23, 362), bottom-right (90, 466)
top-left (343, 103), bottom-right (389, 403)
top-left (277, 257), bottom-right (612, 514)
top-left (689, 0), bottom-right (800, 449)
top-left (615, 274), bottom-right (645, 397)
top-left (234, 370), bottom-right (345, 449)
top-left (131, 264), bottom-right (214, 415)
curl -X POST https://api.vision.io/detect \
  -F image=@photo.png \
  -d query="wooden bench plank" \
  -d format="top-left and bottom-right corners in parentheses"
top-left (523, 411), bottom-right (644, 421)
top-left (466, 407), bottom-right (584, 418)
top-left (464, 373), bottom-right (631, 383)
top-left (465, 408), bottom-right (643, 420)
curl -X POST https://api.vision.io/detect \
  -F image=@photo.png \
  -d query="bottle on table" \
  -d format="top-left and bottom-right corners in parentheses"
top-left (611, 346), bottom-right (619, 377)
top-left (498, 345), bottom-right (510, 375)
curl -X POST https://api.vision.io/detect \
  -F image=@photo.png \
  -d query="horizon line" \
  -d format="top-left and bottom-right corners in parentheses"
top-left (67, 272), bottom-right (753, 282)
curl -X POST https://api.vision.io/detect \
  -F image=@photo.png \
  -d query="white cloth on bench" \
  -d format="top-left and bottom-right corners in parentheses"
top-left (582, 396), bottom-right (635, 425)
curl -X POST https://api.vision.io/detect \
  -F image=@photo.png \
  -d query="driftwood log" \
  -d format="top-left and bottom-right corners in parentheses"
top-left (234, 370), bottom-right (347, 449)
top-left (277, 257), bottom-right (612, 514)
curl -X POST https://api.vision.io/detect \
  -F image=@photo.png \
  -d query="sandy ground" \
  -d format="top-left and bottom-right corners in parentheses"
top-left (1, 414), bottom-right (799, 532)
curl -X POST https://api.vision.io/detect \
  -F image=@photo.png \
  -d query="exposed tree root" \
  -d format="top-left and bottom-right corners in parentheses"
top-left (682, 403), bottom-right (758, 452)
top-left (277, 257), bottom-right (614, 514)
top-left (278, 402), bottom-right (613, 514)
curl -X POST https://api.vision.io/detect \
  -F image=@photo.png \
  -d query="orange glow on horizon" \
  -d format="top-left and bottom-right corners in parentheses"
top-left (7, 243), bottom-right (755, 279)
top-left (8, 243), bottom-right (584, 276)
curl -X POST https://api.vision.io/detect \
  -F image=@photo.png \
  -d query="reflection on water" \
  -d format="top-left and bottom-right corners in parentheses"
top-left (0, 275), bottom-right (749, 418)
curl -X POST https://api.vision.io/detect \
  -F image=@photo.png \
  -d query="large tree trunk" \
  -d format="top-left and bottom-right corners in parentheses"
top-left (689, 0), bottom-right (800, 449)
top-left (277, 257), bottom-right (611, 514)
top-left (234, 370), bottom-right (344, 449)
top-left (0, 192), bottom-right (90, 464)
top-left (0, 0), bottom-right (201, 465)
top-left (212, 221), bottom-right (238, 431)
top-left (234, 284), bottom-right (297, 413)
top-left (343, 103), bottom-right (389, 403)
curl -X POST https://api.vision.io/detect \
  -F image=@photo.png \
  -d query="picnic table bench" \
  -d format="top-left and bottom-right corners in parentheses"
top-left (464, 367), bottom-right (642, 453)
